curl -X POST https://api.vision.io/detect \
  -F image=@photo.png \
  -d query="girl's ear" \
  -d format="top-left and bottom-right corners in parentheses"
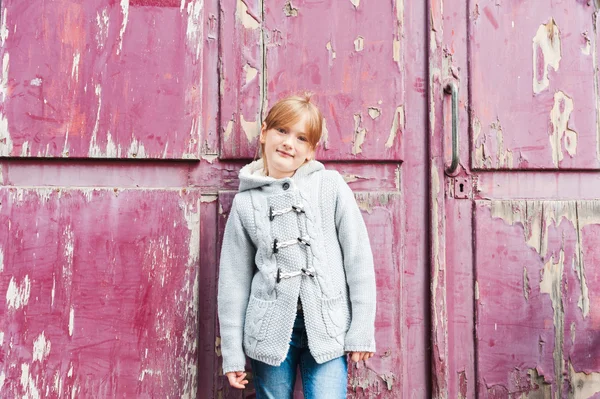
top-left (259, 122), bottom-right (267, 144)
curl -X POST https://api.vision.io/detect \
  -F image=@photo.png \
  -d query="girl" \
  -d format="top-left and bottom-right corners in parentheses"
top-left (217, 94), bottom-right (376, 398)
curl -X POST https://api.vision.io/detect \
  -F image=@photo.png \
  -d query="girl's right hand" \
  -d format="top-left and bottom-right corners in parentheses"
top-left (225, 371), bottom-right (248, 389)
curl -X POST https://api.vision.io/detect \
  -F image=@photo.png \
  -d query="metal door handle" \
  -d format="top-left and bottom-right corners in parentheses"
top-left (444, 82), bottom-right (459, 175)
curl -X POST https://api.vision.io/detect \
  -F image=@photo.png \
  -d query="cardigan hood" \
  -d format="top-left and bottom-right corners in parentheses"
top-left (238, 158), bottom-right (325, 192)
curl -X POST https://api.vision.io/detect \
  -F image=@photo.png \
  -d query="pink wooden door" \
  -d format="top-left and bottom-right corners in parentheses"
top-left (0, 1), bottom-right (433, 399)
top-left (432, 1), bottom-right (600, 397)
top-left (216, 1), bottom-right (429, 397)
top-left (0, 0), bottom-right (212, 397)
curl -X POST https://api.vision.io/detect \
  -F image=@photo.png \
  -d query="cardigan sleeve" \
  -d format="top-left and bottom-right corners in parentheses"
top-left (217, 196), bottom-right (256, 374)
top-left (334, 173), bottom-right (377, 353)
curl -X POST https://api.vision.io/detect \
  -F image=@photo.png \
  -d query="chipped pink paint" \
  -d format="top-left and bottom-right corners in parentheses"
top-left (0, 189), bottom-right (200, 397)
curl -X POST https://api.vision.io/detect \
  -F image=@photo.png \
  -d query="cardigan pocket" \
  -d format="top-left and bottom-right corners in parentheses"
top-left (244, 296), bottom-right (275, 341)
top-left (321, 293), bottom-right (351, 338)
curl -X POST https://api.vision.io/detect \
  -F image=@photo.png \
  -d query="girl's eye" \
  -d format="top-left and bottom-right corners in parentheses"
top-left (277, 128), bottom-right (287, 134)
top-left (298, 136), bottom-right (308, 142)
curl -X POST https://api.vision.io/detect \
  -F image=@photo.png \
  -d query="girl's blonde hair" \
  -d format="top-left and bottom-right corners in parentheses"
top-left (260, 94), bottom-right (323, 173)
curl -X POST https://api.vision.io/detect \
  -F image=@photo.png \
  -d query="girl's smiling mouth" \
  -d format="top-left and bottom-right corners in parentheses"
top-left (277, 150), bottom-right (294, 158)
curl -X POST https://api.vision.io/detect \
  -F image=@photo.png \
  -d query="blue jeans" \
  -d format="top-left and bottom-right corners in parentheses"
top-left (250, 311), bottom-right (348, 399)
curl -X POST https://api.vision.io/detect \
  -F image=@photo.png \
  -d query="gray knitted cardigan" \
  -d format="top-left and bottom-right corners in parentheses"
top-left (217, 159), bottom-right (376, 374)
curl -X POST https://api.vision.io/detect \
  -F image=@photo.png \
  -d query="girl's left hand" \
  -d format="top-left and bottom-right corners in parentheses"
top-left (348, 352), bottom-right (374, 362)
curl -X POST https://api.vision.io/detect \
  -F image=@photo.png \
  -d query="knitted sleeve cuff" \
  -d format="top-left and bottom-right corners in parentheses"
top-left (222, 364), bottom-right (247, 375)
top-left (344, 344), bottom-right (376, 353)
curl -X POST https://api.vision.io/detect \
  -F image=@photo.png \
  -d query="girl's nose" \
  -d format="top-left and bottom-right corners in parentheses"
top-left (282, 135), bottom-right (294, 147)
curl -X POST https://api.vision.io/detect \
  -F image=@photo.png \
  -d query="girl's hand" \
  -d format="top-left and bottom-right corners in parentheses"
top-left (348, 351), bottom-right (374, 362)
top-left (225, 371), bottom-right (248, 389)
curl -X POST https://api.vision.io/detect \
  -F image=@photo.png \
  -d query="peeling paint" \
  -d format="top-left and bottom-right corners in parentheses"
top-left (368, 107), bottom-right (381, 120)
top-left (71, 52), bottom-right (80, 81)
top-left (186, 0), bottom-right (204, 60)
top-left (430, 166), bottom-right (444, 340)
top-left (326, 41), bottom-right (336, 62)
top-left (320, 118), bottom-right (329, 150)
top-left (549, 91), bottom-right (577, 167)
top-left (0, 52), bottom-right (12, 157)
top-left (473, 117), bottom-right (491, 168)
top-left (20, 363), bottom-right (41, 399)
top-left (386, 106), bottom-right (404, 148)
top-left (96, 9), bottom-right (109, 49)
top-left (6, 275), bottom-right (31, 310)
top-left (533, 19), bottom-right (561, 94)
top-left (528, 368), bottom-right (552, 398)
top-left (569, 363), bottom-right (600, 399)
top-left (393, 39), bottom-right (401, 63)
top-left (354, 36), bottom-right (364, 52)
top-left (201, 153), bottom-right (218, 163)
top-left (0, 7), bottom-right (8, 46)
top-left (393, 0), bottom-right (403, 68)
top-left (570, 321), bottom-right (576, 345)
top-left (350, 0), bottom-right (360, 9)
top-left (200, 195), bottom-right (218, 203)
top-left (581, 31), bottom-right (591, 55)
top-left (352, 114), bottom-right (367, 155)
top-left (342, 174), bottom-right (365, 184)
top-left (0, 248), bottom-right (3, 272)
top-left (523, 267), bottom-right (530, 301)
top-left (89, 84), bottom-right (104, 157)
top-left (539, 250), bottom-right (565, 398)
top-left (69, 306), bottom-right (75, 336)
top-left (240, 114), bottom-right (260, 142)
top-left (117, 0), bottom-right (130, 55)
top-left (184, 198), bottom-right (200, 267)
top-left (236, 0), bottom-right (260, 30)
top-left (32, 332), bottom-right (51, 362)
top-left (491, 119), bottom-right (513, 168)
top-left (379, 372), bottom-right (395, 390)
top-left (223, 119), bottom-right (234, 142)
top-left (355, 192), bottom-right (396, 214)
top-left (20, 141), bottom-right (29, 157)
top-left (283, 1), bottom-right (298, 17)
top-left (243, 63), bottom-right (258, 85)
top-left (127, 137), bottom-right (147, 158)
top-left (489, 200), bottom-right (583, 257)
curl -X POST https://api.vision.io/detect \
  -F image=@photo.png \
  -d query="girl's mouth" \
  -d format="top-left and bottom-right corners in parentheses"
top-left (277, 150), bottom-right (293, 158)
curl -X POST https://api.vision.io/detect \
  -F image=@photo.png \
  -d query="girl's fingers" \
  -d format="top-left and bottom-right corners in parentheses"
top-left (236, 372), bottom-right (247, 382)
top-left (351, 352), bottom-right (360, 362)
top-left (226, 372), bottom-right (247, 389)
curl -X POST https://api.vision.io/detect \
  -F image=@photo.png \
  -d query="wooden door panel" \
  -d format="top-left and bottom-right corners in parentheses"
top-left (469, 1), bottom-right (599, 170)
top-left (0, 1), bottom-right (207, 159)
top-left (0, 188), bottom-right (200, 397)
top-left (474, 200), bottom-right (600, 397)
top-left (220, 0), bottom-right (404, 162)
top-left (219, 0), bottom-right (264, 160)
top-left (263, 0), bottom-right (404, 161)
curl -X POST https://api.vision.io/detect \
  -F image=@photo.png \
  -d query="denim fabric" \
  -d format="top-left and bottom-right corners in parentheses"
top-left (250, 311), bottom-right (348, 399)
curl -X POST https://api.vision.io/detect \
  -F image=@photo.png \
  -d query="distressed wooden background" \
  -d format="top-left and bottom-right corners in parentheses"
top-left (1, 0), bottom-right (600, 398)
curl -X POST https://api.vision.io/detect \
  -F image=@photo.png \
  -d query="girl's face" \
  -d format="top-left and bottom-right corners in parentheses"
top-left (260, 113), bottom-right (315, 179)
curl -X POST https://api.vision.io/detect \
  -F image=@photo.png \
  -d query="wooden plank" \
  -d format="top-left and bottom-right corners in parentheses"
top-left (0, 188), bottom-right (200, 397)
top-left (0, 1), bottom-right (207, 159)
top-left (469, 1), bottom-right (599, 169)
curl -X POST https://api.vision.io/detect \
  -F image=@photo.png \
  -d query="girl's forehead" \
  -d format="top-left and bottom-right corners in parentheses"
top-left (278, 114), bottom-right (310, 131)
